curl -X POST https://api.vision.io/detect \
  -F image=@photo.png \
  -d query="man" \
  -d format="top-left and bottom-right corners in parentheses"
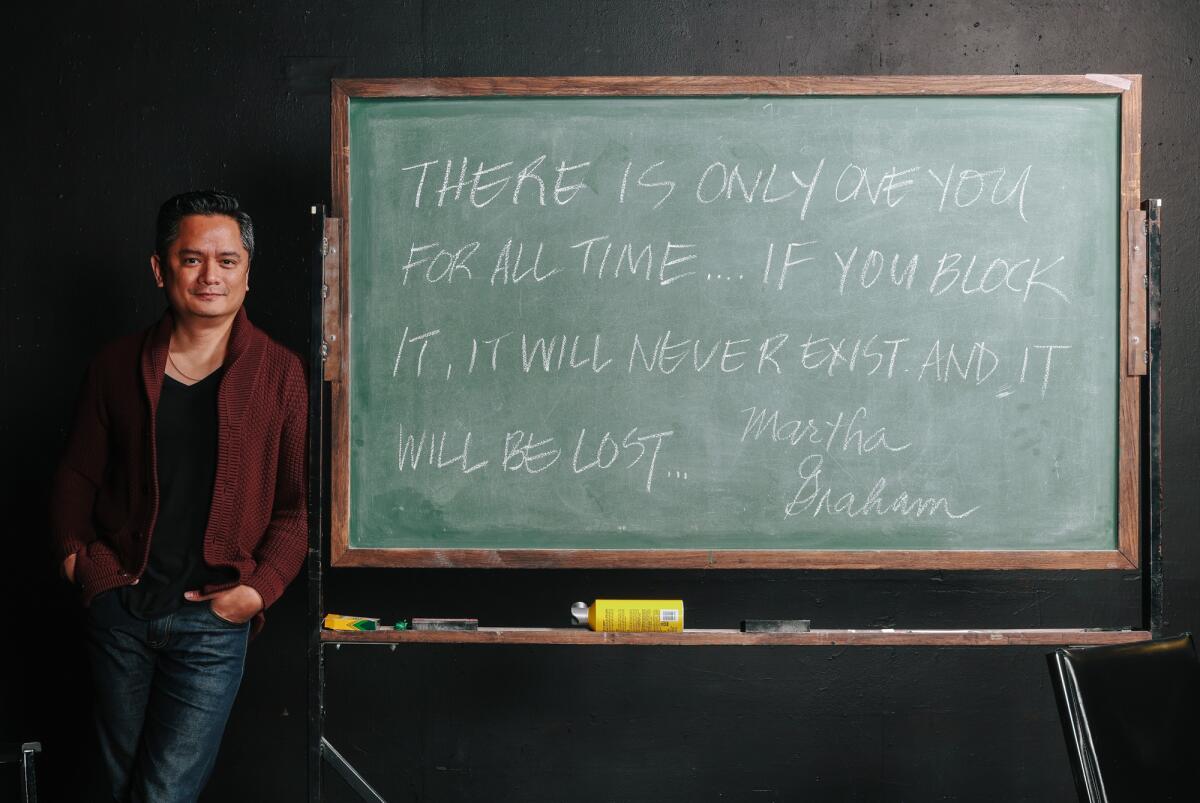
top-left (50, 190), bottom-right (308, 802)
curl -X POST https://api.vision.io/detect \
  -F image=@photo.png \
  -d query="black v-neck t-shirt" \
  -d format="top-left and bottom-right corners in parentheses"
top-left (120, 368), bottom-right (237, 619)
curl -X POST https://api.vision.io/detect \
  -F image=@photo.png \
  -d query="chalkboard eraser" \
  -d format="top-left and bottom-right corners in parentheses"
top-left (411, 618), bottom-right (479, 631)
top-left (741, 619), bottom-right (811, 633)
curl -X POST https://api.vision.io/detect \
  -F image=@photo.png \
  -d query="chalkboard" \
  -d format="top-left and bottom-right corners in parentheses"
top-left (326, 76), bottom-right (1142, 569)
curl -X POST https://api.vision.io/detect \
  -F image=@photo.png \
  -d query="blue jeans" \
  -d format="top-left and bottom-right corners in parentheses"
top-left (85, 588), bottom-right (250, 803)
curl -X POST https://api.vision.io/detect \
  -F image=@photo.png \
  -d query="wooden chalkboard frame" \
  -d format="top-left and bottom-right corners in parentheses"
top-left (326, 75), bottom-right (1143, 570)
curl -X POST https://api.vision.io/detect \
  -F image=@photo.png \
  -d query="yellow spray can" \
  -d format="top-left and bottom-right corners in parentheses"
top-left (570, 599), bottom-right (684, 632)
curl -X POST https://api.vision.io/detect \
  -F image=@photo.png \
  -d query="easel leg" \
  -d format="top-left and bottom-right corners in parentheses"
top-left (309, 205), bottom-right (329, 802)
top-left (322, 737), bottom-right (388, 803)
top-left (1142, 198), bottom-right (1164, 637)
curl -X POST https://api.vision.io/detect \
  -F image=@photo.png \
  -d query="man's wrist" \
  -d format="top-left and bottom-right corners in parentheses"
top-left (242, 563), bottom-right (287, 611)
top-left (242, 584), bottom-right (265, 614)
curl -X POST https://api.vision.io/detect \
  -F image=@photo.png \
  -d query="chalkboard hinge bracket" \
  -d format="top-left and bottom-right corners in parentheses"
top-left (1127, 209), bottom-right (1148, 376)
top-left (322, 217), bottom-right (344, 382)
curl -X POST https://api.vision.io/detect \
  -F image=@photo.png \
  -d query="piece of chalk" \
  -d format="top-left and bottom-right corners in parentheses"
top-left (741, 619), bottom-right (811, 633)
top-left (411, 618), bottom-right (479, 631)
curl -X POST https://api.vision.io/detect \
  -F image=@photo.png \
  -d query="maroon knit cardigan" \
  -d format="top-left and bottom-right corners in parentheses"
top-left (50, 306), bottom-right (308, 637)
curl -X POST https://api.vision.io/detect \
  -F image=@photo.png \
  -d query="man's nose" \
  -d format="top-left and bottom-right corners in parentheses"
top-left (200, 259), bottom-right (221, 284)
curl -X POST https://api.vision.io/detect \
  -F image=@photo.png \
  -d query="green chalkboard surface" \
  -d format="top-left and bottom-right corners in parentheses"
top-left (330, 78), bottom-right (1141, 567)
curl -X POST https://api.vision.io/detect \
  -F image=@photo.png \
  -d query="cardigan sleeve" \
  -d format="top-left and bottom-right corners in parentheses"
top-left (49, 358), bottom-right (110, 563)
top-left (243, 356), bottom-right (309, 610)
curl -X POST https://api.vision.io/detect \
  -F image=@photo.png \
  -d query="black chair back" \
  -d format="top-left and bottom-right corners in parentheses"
top-left (1048, 633), bottom-right (1200, 803)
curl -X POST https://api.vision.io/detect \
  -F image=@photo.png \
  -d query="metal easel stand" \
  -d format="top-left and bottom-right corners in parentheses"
top-left (308, 204), bottom-right (326, 803)
top-left (308, 205), bottom-right (390, 802)
top-left (302, 201), bottom-right (1167, 799)
top-left (1141, 199), bottom-right (1164, 637)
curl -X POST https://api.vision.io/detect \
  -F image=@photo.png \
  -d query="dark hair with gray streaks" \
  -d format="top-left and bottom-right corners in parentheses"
top-left (155, 189), bottom-right (254, 260)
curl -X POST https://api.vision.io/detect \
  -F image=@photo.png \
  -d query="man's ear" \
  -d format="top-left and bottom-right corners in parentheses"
top-left (150, 254), bottom-right (165, 288)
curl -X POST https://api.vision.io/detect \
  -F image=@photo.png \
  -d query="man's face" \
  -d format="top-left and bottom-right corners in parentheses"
top-left (150, 214), bottom-right (250, 321)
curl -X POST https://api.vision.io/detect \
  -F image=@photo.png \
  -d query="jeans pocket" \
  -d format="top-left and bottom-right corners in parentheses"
top-left (204, 603), bottom-right (249, 628)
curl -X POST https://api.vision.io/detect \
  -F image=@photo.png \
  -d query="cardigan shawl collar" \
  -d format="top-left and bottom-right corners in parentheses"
top-left (140, 305), bottom-right (265, 424)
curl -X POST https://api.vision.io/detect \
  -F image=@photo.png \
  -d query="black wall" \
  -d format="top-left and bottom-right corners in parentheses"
top-left (9, 2), bottom-right (1199, 801)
